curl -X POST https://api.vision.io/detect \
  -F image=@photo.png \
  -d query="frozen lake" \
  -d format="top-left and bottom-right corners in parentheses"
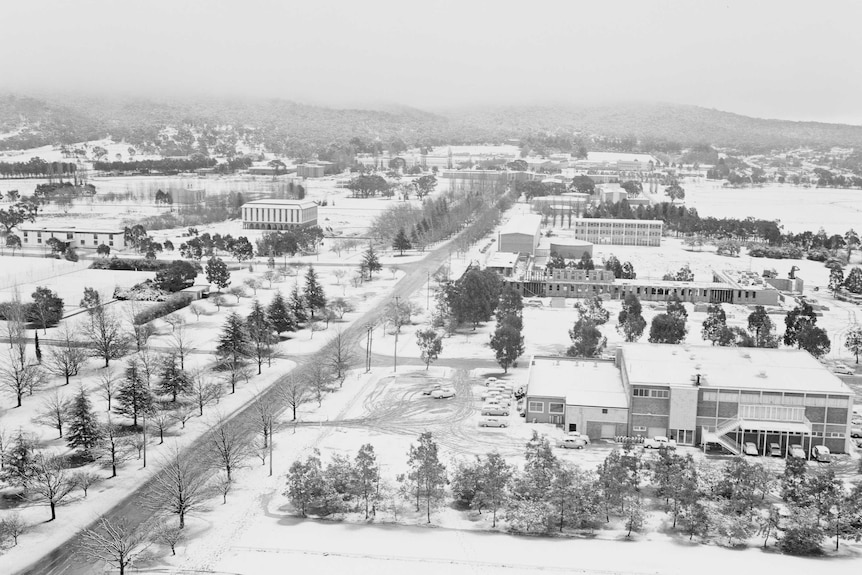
top-left (684, 182), bottom-right (862, 235)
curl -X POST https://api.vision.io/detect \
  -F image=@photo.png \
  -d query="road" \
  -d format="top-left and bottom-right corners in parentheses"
top-left (15, 240), bottom-right (459, 575)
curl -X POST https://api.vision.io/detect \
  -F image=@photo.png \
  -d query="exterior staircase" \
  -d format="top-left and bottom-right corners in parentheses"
top-left (702, 416), bottom-right (742, 455)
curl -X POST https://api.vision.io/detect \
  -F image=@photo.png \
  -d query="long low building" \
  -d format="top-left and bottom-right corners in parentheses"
top-left (19, 225), bottom-right (127, 250)
top-left (568, 218), bottom-right (663, 247)
top-left (525, 345), bottom-right (854, 454)
top-left (241, 199), bottom-right (318, 230)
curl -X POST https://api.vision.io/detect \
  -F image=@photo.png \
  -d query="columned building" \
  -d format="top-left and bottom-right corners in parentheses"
top-left (241, 199), bottom-right (318, 230)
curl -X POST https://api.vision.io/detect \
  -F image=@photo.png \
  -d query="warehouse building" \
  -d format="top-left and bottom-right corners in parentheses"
top-left (497, 214), bottom-right (542, 255)
top-left (241, 199), bottom-right (318, 230)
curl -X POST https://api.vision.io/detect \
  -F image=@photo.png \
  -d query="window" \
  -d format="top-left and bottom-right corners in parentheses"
top-left (549, 403), bottom-right (564, 414)
top-left (93, 234), bottom-right (98, 240)
top-left (602, 408), bottom-right (608, 414)
top-left (80, 240), bottom-right (85, 245)
top-left (67, 233), bottom-right (74, 240)
top-left (109, 241), bottom-right (114, 246)
top-left (701, 391), bottom-right (718, 402)
top-left (826, 396), bottom-right (849, 408)
top-left (804, 395), bottom-right (826, 407)
top-left (528, 401), bottom-right (544, 413)
top-left (633, 425), bottom-right (647, 432)
top-left (633, 388), bottom-right (649, 397)
top-left (109, 234), bottom-right (114, 240)
top-left (650, 389), bottom-right (669, 399)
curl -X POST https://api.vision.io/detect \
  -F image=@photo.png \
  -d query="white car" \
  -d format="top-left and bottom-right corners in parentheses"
top-left (812, 445), bottom-right (831, 462)
top-left (431, 387), bottom-right (455, 399)
top-left (479, 417), bottom-right (508, 428)
top-left (484, 377), bottom-right (499, 386)
top-left (481, 405), bottom-right (510, 416)
top-left (832, 363), bottom-right (854, 375)
top-left (743, 442), bottom-right (759, 456)
top-left (566, 431), bottom-right (591, 444)
top-left (789, 444), bottom-right (806, 459)
top-left (422, 383), bottom-right (442, 395)
top-left (560, 437), bottom-right (588, 449)
top-left (851, 427), bottom-right (862, 438)
top-left (643, 436), bottom-right (677, 449)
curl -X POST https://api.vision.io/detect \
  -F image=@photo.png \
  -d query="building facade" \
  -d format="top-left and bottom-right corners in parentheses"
top-left (241, 199), bottom-right (318, 230)
top-left (497, 214), bottom-right (542, 255)
top-left (568, 218), bottom-right (662, 247)
top-left (19, 225), bottom-right (126, 250)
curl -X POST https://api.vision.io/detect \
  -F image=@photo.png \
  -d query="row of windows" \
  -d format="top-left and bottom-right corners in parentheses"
top-left (23, 232), bottom-right (115, 240)
top-left (702, 391), bottom-right (848, 408)
top-left (633, 388), bottom-right (669, 399)
top-left (527, 401), bottom-right (566, 414)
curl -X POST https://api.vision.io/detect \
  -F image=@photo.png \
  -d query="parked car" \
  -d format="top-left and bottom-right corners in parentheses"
top-left (832, 363), bottom-right (854, 375)
top-left (484, 377), bottom-right (498, 386)
top-left (481, 406), bottom-right (510, 416)
top-left (480, 390), bottom-right (501, 400)
top-left (566, 431), bottom-right (591, 444)
top-left (851, 427), bottom-right (862, 438)
top-left (479, 417), bottom-right (507, 428)
top-left (812, 445), bottom-right (831, 462)
top-left (768, 442), bottom-right (783, 457)
top-left (743, 442), bottom-right (759, 456)
top-left (560, 437), bottom-right (587, 449)
top-left (431, 387), bottom-right (455, 399)
top-left (643, 436), bottom-right (677, 449)
top-left (422, 384), bottom-right (442, 395)
top-left (788, 444), bottom-right (806, 459)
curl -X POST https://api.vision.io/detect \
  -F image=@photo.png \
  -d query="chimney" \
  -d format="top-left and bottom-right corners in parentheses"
top-left (695, 373), bottom-right (701, 386)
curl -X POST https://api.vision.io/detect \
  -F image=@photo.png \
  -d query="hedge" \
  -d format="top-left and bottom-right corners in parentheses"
top-left (133, 294), bottom-right (190, 325)
top-left (90, 257), bottom-right (175, 272)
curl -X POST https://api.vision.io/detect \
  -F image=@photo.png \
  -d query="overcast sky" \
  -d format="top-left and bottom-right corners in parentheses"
top-left (4, 0), bottom-right (862, 124)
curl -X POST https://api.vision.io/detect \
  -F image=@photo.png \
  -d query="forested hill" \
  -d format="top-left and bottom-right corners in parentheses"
top-left (2, 93), bottom-right (862, 154)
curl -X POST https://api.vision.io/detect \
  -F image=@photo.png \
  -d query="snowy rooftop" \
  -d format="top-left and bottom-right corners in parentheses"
top-left (526, 356), bottom-right (628, 408)
top-left (499, 214), bottom-right (541, 236)
top-left (585, 152), bottom-right (656, 164)
top-left (486, 252), bottom-right (518, 268)
top-left (620, 344), bottom-right (854, 395)
top-left (244, 199), bottom-right (317, 209)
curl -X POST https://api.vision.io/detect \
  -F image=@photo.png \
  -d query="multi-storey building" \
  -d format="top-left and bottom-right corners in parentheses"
top-left (524, 345), bottom-right (854, 455)
top-left (569, 218), bottom-right (662, 247)
top-left (241, 199), bottom-right (318, 230)
top-left (19, 225), bottom-right (126, 251)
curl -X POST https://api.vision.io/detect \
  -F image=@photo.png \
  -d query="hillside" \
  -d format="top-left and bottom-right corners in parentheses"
top-left (2, 94), bottom-right (862, 156)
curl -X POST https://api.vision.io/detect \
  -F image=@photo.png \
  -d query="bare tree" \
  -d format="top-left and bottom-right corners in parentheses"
top-left (71, 470), bottom-right (101, 497)
top-left (309, 320), bottom-right (325, 340)
top-left (207, 419), bottom-right (250, 483)
top-left (304, 361), bottom-right (331, 406)
top-left (125, 300), bottom-right (156, 353)
top-left (82, 307), bottom-right (131, 368)
top-left (189, 303), bottom-right (205, 322)
top-left (215, 471), bottom-right (232, 503)
top-left (243, 277), bottom-right (262, 295)
top-left (0, 512), bottom-right (29, 546)
top-left (278, 377), bottom-right (310, 420)
top-left (79, 517), bottom-right (151, 575)
top-left (174, 405), bottom-right (196, 429)
top-left (46, 325), bottom-right (87, 385)
top-left (327, 329), bottom-right (357, 387)
top-left (150, 411), bottom-right (176, 444)
top-left (147, 447), bottom-right (209, 529)
top-left (0, 425), bottom-right (10, 470)
top-left (97, 368), bottom-right (120, 411)
top-left (1, 348), bottom-right (44, 407)
top-left (169, 323), bottom-right (195, 371)
top-left (228, 285), bottom-right (248, 303)
top-left (333, 269), bottom-right (347, 286)
top-left (151, 520), bottom-right (183, 555)
top-left (163, 313), bottom-right (184, 333)
top-left (33, 390), bottom-right (68, 438)
top-left (130, 433), bottom-right (147, 460)
top-left (252, 398), bottom-right (275, 450)
top-left (5, 292), bottom-right (28, 365)
top-left (210, 293), bottom-right (225, 312)
top-left (221, 360), bottom-right (251, 395)
top-left (26, 453), bottom-right (75, 521)
top-left (191, 375), bottom-right (221, 416)
top-left (101, 415), bottom-right (131, 478)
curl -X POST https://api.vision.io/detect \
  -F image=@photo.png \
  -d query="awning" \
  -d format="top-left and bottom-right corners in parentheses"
top-left (737, 419), bottom-right (811, 434)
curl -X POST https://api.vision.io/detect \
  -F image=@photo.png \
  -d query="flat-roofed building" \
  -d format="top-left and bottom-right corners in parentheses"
top-left (19, 224), bottom-right (126, 250)
top-left (569, 218), bottom-right (662, 247)
top-left (524, 356), bottom-right (629, 438)
top-left (296, 164), bottom-right (325, 178)
top-left (241, 199), bottom-right (318, 230)
top-left (497, 214), bottom-right (542, 255)
top-left (620, 344), bottom-right (854, 454)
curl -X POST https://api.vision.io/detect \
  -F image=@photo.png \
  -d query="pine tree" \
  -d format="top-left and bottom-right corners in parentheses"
top-left (114, 360), bottom-right (154, 427)
top-left (361, 244), bottom-right (381, 280)
top-left (66, 388), bottom-right (103, 452)
top-left (267, 291), bottom-right (296, 334)
top-left (303, 265), bottom-right (326, 318)
top-left (392, 227), bottom-right (412, 256)
top-left (247, 300), bottom-right (276, 375)
top-left (159, 355), bottom-right (192, 402)
top-left (205, 256), bottom-right (231, 292)
top-left (216, 312), bottom-right (250, 371)
top-left (289, 284), bottom-right (308, 324)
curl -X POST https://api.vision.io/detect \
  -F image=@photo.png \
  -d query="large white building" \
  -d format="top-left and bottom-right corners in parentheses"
top-left (19, 225), bottom-right (126, 250)
top-left (241, 199), bottom-right (318, 231)
top-left (569, 218), bottom-right (662, 247)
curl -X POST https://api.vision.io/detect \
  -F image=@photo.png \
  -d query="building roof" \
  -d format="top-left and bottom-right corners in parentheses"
top-left (572, 218), bottom-right (663, 226)
top-left (542, 237), bottom-right (593, 248)
top-left (527, 356), bottom-right (628, 409)
top-left (620, 344), bottom-right (854, 395)
top-left (244, 199), bottom-right (317, 209)
top-left (19, 224), bottom-right (124, 234)
top-left (499, 214), bottom-right (541, 237)
top-left (486, 252), bottom-right (518, 268)
top-left (585, 152), bottom-right (656, 164)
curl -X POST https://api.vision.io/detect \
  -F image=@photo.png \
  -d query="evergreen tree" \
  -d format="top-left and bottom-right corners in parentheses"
top-left (747, 306), bottom-right (778, 348)
top-left (701, 304), bottom-right (727, 345)
top-left (490, 323), bottom-right (524, 373)
top-left (784, 301), bottom-right (818, 348)
top-left (216, 313), bottom-right (250, 371)
top-left (66, 388), bottom-right (103, 452)
top-left (1, 429), bottom-right (38, 486)
top-left (844, 325), bottom-right (862, 364)
top-left (648, 313), bottom-right (687, 344)
top-left (617, 293), bottom-right (646, 342)
top-left (361, 244), bottom-right (381, 279)
top-left (666, 294), bottom-right (688, 319)
top-left (415, 328), bottom-right (443, 370)
top-left (205, 256), bottom-right (231, 292)
top-left (303, 265), bottom-right (326, 318)
top-left (844, 267), bottom-right (862, 294)
top-left (567, 319), bottom-right (606, 357)
top-left (267, 291), bottom-right (296, 334)
top-left (246, 300), bottom-right (276, 375)
top-left (829, 267), bottom-right (845, 294)
top-left (289, 284), bottom-right (308, 324)
top-left (406, 432), bottom-right (447, 523)
top-left (392, 227), bottom-right (412, 256)
top-left (158, 355), bottom-right (192, 402)
top-left (496, 284), bottom-right (524, 328)
top-left (114, 360), bottom-right (154, 427)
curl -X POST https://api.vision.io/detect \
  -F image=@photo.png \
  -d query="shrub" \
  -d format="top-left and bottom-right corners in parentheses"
top-left (748, 246), bottom-right (804, 259)
top-left (806, 249), bottom-right (829, 262)
top-left (90, 257), bottom-right (177, 272)
top-left (114, 280), bottom-right (168, 302)
top-left (133, 294), bottom-right (190, 325)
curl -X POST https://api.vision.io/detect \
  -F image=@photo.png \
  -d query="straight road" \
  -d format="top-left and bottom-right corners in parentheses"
top-left (15, 241), bottom-right (458, 575)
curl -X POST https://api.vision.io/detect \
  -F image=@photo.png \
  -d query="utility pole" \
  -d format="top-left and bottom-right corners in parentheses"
top-left (426, 271), bottom-right (431, 310)
top-left (365, 323), bottom-right (374, 372)
top-left (393, 296), bottom-right (400, 373)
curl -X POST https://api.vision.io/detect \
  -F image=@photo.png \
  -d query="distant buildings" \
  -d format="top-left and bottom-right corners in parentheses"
top-left (525, 345), bottom-right (854, 455)
top-left (19, 225), bottom-right (127, 250)
top-left (241, 199), bottom-right (318, 230)
top-left (296, 164), bottom-right (326, 178)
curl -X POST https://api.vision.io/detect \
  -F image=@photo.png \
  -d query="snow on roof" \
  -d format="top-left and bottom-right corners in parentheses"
top-left (499, 214), bottom-right (541, 237)
top-left (244, 199), bottom-right (317, 209)
top-left (621, 344), bottom-right (853, 395)
top-left (527, 356), bottom-right (628, 409)
top-left (486, 252), bottom-right (518, 268)
top-left (19, 224), bottom-right (124, 233)
top-left (586, 152), bottom-right (656, 164)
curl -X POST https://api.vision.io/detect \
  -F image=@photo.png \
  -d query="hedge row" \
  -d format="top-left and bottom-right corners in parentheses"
top-left (133, 294), bottom-right (190, 325)
top-left (90, 257), bottom-right (174, 271)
